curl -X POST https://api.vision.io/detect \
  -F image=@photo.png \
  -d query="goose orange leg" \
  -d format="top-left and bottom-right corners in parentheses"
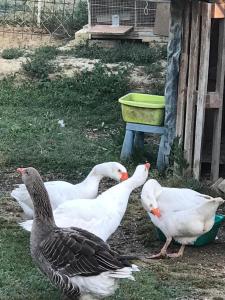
top-left (167, 244), bottom-right (185, 258)
top-left (148, 237), bottom-right (172, 259)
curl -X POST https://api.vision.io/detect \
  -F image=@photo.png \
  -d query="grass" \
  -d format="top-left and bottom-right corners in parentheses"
top-left (22, 46), bottom-right (60, 80)
top-left (0, 223), bottom-right (59, 300)
top-left (69, 41), bottom-right (167, 65)
top-left (1, 48), bottom-right (24, 59)
top-left (0, 63), bottom-right (130, 176)
top-left (65, 41), bottom-right (166, 95)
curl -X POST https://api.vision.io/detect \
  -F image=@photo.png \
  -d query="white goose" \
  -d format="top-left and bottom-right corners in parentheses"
top-left (11, 162), bottom-right (128, 219)
top-left (20, 163), bottom-right (150, 242)
top-left (141, 179), bottom-right (224, 258)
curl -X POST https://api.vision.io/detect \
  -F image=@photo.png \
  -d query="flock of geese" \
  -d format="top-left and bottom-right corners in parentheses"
top-left (11, 161), bottom-right (224, 299)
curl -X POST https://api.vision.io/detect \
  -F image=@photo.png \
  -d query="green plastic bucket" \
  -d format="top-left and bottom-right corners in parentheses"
top-left (148, 213), bottom-right (225, 247)
top-left (119, 93), bottom-right (165, 126)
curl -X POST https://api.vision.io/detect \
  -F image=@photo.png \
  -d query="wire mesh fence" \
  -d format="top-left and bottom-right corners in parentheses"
top-left (0, 0), bottom-right (84, 38)
top-left (89, 0), bottom-right (157, 29)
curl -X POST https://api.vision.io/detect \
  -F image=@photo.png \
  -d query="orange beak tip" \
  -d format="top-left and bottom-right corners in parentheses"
top-left (151, 208), bottom-right (161, 218)
top-left (120, 172), bottom-right (129, 181)
top-left (17, 168), bottom-right (24, 174)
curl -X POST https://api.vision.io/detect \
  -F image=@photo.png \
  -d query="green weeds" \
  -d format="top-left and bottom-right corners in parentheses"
top-left (22, 46), bottom-right (60, 80)
top-left (1, 48), bottom-right (24, 59)
top-left (69, 41), bottom-right (167, 65)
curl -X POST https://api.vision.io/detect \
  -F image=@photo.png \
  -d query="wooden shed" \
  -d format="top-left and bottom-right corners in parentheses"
top-left (174, 0), bottom-right (225, 181)
top-left (87, 0), bottom-right (170, 41)
top-left (132, 0), bottom-right (225, 182)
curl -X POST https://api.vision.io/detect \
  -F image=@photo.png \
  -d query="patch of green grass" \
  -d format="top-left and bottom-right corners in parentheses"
top-left (69, 41), bottom-right (167, 66)
top-left (0, 63), bottom-right (129, 177)
top-left (34, 46), bottom-right (60, 60)
top-left (0, 224), bottom-right (59, 300)
top-left (149, 79), bottom-right (165, 96)
top-left (66, 42), bottom-right (166, 97)
top-left (144, 62), bottom-right (164, 78)
top-left (22, 46), bottom-right (60, 80)
top-left (1, 48), bottom-right (24, 59)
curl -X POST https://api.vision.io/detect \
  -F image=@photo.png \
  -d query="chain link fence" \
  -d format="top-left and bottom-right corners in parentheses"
top-left (0, 0), bottom-right (87, 38)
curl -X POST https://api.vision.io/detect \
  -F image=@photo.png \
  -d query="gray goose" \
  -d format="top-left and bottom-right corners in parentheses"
top-left (17, 167), bottom-right (138, 300)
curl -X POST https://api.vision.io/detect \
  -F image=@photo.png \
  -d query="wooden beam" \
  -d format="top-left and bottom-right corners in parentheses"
top-left (88, 25), bottom-right (133, 36)
top-left (184, 1), bottom-right (200, 173)
top-left (193, 3), bottom-right (212, 180)
top-left (211, 18), bottom-right (225, 181)
top-left (193, 91), bottom-right (222, 108)
top-left (176, 1), bottom-right (191, 141)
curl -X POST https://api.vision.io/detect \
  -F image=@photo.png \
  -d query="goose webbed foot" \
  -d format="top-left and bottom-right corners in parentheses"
top-left (147, 250), bottom-right (167, 259)
top-left (147, 237), bottom-right (172, 259)
top-left (167, 244), bottom-right (185, 258)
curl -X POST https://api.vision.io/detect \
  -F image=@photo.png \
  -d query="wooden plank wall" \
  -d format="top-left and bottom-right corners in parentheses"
top-left (183, 1), bottom-right (200, 174)
top-left (193, 4), bottom-right (212, 179)
top-left (176, 2), bottom-right (225, 180)
top-left (211, 18), bottom-right (225, 181)
top-left (176, 1), bottom-right (191, 142)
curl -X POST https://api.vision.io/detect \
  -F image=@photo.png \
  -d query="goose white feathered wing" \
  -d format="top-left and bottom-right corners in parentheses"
top-left (20, 164), bottom-right (150, 241)
top-left (158, 187), bottom-right (211, 212)
top-left (145, 179), bottom-right (212, 213)
top-left (20, 187), bottom-right (133, 241)
top-left (151, 197), bottom-right (224, 245)
top-left (141, 179), bottom-right (224, 257)
top-left (11, 162), bottom-right (128, 219)
top-left (11, 181), bottom-right (79, 218)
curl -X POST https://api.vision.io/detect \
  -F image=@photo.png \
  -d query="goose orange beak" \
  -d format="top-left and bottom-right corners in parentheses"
top-left (151, 208), bottom-right (161, 217)
top-left (120, 172), bottom-right (129, 181)
top-left (17, 168), bottom-right (25, 174)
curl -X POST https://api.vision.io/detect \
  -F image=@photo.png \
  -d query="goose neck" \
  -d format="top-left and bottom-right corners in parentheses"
top-left (84, 166), bottom-right (104, 183)
top-left (27, 178), bottom-right (56, 226)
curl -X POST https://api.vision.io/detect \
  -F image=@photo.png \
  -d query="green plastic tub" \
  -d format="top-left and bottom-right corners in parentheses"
top-left (119, 93), bottom-right (165, 126)
top-left (148, 214), bottom-right (225, 247)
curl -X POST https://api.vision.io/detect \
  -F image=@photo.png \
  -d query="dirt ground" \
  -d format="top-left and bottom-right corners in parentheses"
top-left (0, 33), bottom-right (63, 50)
top-left (0, 34), bottom-right (157, 92)
top-left (0, 54), bottom-right (152, 92)
top-left (0, 34), bottom-right (63, 79)
top-left (1, 169), bottom-right (225, 299)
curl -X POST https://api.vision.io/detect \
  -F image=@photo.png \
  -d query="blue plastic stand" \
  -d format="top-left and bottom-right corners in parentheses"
top-left (120, 123), bottom-right (166, 171)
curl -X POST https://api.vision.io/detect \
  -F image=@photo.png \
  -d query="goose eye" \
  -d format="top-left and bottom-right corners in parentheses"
top-left (118, 169), bottom-right (121, 173)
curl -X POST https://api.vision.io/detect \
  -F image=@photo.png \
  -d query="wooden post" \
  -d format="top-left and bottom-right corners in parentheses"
top-left (176, 1), bottom-right (191, 142)
top-left (184, 1), bottom-right (200, 173)
top-left (193, 3), bottom-right (212, 180)
top-left (88, 0), bottom-right (91, 28)
top-left (134, 0), bottom-right (137, 29)
top-left (211, 18), bottom-right (225, 181)
top-left (37, 0), bottom-right (42, 27)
